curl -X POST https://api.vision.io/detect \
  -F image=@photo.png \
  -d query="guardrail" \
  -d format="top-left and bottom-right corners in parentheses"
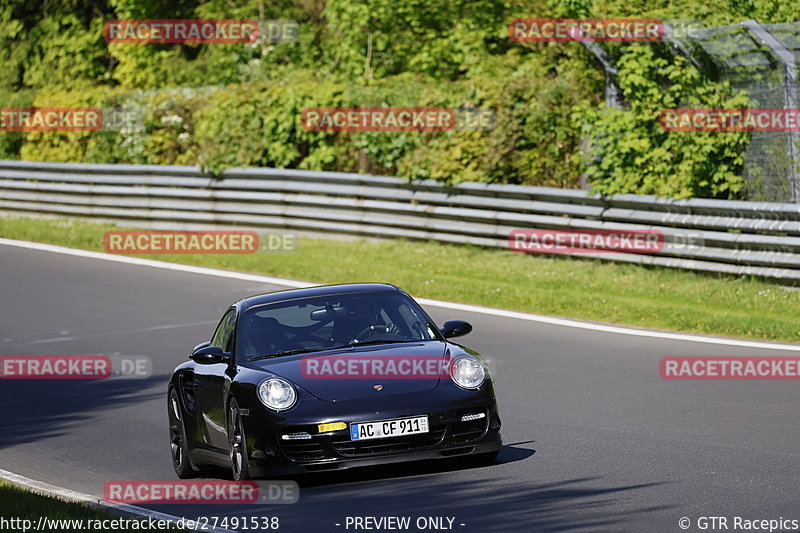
top-left (1, 160), bottom-right (799, 283)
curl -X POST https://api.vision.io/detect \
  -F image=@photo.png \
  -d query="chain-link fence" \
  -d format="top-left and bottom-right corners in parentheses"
top-left (586, 20), bottom-right (800, 202)
top-left (671, 20), bottom-right (800, 202)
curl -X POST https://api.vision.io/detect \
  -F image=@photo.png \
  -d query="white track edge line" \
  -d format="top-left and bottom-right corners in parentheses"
top-left (1, 237), bottom-right (798, 352)
top-left (0, 468), bottom-right (237, 533)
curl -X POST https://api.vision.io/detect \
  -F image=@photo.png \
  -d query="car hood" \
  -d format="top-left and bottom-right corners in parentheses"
top-left (247, 341), bottom-right (449, 401)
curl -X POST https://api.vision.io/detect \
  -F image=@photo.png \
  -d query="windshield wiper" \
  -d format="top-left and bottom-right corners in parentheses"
top-left (346, 339), bottom-right (419, 347)
top-left (248, 348), bottom-right (319, 361)
top-left (248, 339), bottom-right (421, 361)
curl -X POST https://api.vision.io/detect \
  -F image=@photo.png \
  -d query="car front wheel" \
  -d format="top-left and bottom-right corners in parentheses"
top-left (168, 389), bottom-right (196, 479)
top-left (227, 399), bottom-right (251, 481)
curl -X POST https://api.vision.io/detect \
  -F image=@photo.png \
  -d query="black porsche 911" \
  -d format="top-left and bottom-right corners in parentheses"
top-left (167, 283), bottom-right (502, 480)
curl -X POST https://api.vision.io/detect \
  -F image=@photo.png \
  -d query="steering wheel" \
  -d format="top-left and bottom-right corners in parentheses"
top-left (352, 323), bottom-right (401, 343)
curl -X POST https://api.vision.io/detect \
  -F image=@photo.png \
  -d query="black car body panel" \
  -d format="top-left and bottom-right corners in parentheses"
top-left (168, 283), bottom-right (502, 477)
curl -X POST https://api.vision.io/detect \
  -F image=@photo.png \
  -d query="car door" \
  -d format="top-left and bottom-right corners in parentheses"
top-left (194, 308), bottom-right (237, 450)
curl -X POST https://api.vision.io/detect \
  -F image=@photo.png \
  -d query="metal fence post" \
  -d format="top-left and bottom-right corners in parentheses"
top-left (742, 20), bottom-right (800, 202)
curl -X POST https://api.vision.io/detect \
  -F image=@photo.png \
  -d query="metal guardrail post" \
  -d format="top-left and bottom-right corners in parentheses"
top-left (580, 42), bottom-right (621, 109)
top-left (1, 160), bottom-right (800, 282)
top-left (742, 20), bottom-right (800, 202)
top-left (578, 42), bottom-right (620, 189)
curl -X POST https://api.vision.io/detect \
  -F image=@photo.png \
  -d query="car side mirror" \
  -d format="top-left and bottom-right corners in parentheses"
top-left (440, 320), bottom-right (473, 339)
top-left (192, 341), bottom-right (211, 353)
top-left (191, 345), bottom-right (230, 365)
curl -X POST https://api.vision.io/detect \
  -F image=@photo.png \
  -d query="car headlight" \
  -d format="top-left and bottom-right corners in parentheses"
top-left (450, 356), bottom-right (485, 389)
top-left (257, 378), bottom-right (297, 411)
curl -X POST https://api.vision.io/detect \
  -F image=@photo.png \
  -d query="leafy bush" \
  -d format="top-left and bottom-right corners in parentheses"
top-left (193, 75), bottom-right (352, 173)
top-left (576, 45), bottom-right (750, 199)
top-left (3, 0), bottom-right (796, 197)
top-left (0, 88), bottom-right (34, 159)
top-left (322, 0), bottom-right (514, 80)
top-left (19, 88), bottom-right (117, 163)
top-left (0, 1), bottom-right (111, 93)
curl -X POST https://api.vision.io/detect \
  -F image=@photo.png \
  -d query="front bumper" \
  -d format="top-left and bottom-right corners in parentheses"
top-left (242, 386), bottom-right (502, 476)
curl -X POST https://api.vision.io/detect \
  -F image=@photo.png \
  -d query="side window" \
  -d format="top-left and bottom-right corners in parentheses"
top-left (211, 309), bottom-right (237, 352)
top-left (397, 304), bottom-right (420, 331)
top-left (396, 302), bottom-right (435, 340)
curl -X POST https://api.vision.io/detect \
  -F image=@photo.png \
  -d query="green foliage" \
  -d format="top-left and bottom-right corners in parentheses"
top-left (18, 86), bottom-right (207, 165)
top-left (0, 89), bottom-right (34, 158)
top-left (394, 56), bottom-right (602, 186)
top-left (105, 0), bottom-right (325, 89)
top-left (0, 1), bottom-right (112, 92)
top-left (322, 0), bottom-right (514, 80)
top-left (19, 88), bottom-right (114, 163)
top-left (2, 0), bottom-right (797, 197)
top-left (23, 14), bottom-right (111, 90)
top-left (577, 45), bottom-right (750, 199)
top-left (194, 76), bottom-right (351, 173)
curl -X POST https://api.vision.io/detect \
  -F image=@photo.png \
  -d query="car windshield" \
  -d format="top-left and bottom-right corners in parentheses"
top-left (239, 291), bottom-right (441, 361)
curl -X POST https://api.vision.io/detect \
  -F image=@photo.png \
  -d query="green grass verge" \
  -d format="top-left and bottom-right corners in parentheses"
top-left (1, 216), bottom-right (799, 342)
top-left (0, 481), bottom-right (184, 532)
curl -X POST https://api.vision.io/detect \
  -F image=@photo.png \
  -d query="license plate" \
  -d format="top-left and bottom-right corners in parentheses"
top-left (350, 415), bottom-right (429, 441)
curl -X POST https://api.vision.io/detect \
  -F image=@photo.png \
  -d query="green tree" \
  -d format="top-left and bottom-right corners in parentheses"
top-left (577, 45), bottom-right (750, 199)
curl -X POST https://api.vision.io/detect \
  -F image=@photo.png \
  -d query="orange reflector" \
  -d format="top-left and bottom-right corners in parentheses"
top-left (318, 422), bottom-right (347, 433)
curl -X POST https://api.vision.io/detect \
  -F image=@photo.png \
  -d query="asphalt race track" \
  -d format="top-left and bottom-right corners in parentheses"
top-left (2, 243), bottom-right (799, 533)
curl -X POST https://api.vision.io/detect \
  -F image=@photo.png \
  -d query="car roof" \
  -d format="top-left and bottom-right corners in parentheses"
top-left (237, 282), bottom-right (401, 311)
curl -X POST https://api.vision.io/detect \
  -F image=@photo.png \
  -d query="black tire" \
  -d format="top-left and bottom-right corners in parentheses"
top-left (168, 389), bottom-right (196, 479)
top-left (227, 399), bottom-right (251, 481)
